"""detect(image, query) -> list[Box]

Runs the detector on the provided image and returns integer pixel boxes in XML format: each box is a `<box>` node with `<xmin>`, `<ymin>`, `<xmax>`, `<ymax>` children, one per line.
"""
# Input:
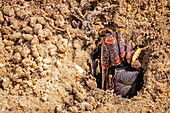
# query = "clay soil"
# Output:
<box><xmin>0</xmin><ymin>0</ymin><xmax>169</xmax><ymax>113</ymax></box>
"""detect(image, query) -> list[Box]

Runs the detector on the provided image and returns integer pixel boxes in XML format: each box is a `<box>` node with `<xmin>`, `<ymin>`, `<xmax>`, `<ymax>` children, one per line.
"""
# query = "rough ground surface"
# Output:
<box><xmin>0</xmin><ymin>0</ymin><xmax>169</xmax><ymax>113</ymax></box>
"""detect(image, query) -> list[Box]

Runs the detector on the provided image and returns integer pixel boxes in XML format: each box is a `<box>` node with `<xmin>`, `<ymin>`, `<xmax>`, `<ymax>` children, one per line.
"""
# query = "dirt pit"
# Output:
<box><xmin>0</xmin><ymin>0</ymin><xmax>169</xmax><ymax>113</ymax></box>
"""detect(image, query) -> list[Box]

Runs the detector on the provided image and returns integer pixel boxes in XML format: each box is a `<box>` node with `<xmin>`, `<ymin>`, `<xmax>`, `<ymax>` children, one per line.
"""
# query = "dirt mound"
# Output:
<box><xmin>0</xmin><ymin>0</ymin><xmax>169</xmax><ymax>112</ymax></box>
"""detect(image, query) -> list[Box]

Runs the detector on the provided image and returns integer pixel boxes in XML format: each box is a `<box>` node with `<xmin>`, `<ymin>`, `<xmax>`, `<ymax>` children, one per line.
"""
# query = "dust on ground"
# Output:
<box><xmin>0</xmin><ymin>0</ymin><xmax>169</xmax><ymax>113</ymax></box>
